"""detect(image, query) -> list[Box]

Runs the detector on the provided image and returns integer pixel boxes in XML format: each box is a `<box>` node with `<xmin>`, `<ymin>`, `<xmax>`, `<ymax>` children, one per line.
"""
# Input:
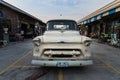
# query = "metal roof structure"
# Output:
<box><xmin>0</xmin><ymin>0</ymin><xmax>45</xmax><ymax>24</ymax></box>
<box><xmin>78</xmin><ymin>0</ymin><xmax>120</xmax><ymax>25</ymax></box>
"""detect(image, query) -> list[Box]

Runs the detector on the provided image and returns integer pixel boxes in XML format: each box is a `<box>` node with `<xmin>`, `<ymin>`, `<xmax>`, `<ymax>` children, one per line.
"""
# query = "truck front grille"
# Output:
<box><xmin>43</xmin><ymin>49</ymin><xmax>82</xmax><ymax>58</ymax></box>
<box><xmin>52</xmin><ymin>54</ymin><xmax>73</xmax><ymax>58</ymax></box>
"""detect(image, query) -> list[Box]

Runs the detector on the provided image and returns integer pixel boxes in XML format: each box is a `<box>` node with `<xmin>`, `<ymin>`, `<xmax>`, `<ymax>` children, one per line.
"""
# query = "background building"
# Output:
<box><xmin>78</xmin><ymin>0</ymin><xmax>120</xmax><ymax>40</ymax></box>
<box><xmin>0</xmin><ymin>0</ymin><xmax>45</xmax><ymax>45</ymax></box>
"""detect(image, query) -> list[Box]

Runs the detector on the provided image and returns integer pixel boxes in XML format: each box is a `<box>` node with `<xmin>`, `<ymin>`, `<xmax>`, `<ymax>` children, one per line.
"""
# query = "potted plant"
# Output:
<box><xmin>2</xmin><ymin>20</ymin><xmax>10</xmax><ymax>34</ymax></box>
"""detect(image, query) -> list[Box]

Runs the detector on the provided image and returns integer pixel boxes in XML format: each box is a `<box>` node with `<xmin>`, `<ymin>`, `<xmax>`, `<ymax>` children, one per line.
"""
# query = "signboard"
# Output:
<box><xmin>0</xmin><ymin>11</ymin><xmax>4</xmax><ymax>19</ymax></box>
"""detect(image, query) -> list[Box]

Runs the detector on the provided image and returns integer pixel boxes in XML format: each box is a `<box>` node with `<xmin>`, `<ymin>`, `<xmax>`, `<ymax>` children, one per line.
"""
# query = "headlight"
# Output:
<box><xmin>33</xmin><ymin>39</ymin><xmax>41</xmax><ymax>46</ymax></box>
<box><xmin>84</xmin><ymin>41</ymin><xmax>91</xmax><ymax>46</ymax></box>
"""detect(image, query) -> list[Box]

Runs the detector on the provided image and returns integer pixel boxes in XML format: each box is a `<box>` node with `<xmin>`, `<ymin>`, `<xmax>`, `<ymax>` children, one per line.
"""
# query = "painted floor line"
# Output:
<box><xmin>58</xmin><ymin>69</ymin><xmax>63</xmax><ymax>80</ymax></box>
<box><xmin>13</xmin><ymin>65</ymin><xmax>40</xmax><ymax>68</ymax></box>
<box><xmin>0</xmin><ymin>50</ymin><xmax>32</xmax><ymax>75</ymax></box>
<box><xmin>93</xmin><ymin>53</ymin><xmax>120</xmax><ymax>74</ymax></box>
<box><xmin>85</xmin><ymin>65</ymin><xmax>110</xmax><ymax>68</ymax></box>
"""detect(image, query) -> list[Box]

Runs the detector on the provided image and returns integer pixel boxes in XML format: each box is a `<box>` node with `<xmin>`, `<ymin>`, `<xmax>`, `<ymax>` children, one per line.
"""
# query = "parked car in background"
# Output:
<box><xmin>32</xmin><ymin>19</ymin><xmax>93</xmax><ymax>67</ymax></box>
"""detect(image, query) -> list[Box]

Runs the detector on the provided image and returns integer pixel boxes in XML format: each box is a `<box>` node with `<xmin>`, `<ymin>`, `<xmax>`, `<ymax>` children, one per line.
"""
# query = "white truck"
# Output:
<box><xmin>32</xmin><ymin>19</ymin><xmax>93</xmax><ymax>67</ymax></box>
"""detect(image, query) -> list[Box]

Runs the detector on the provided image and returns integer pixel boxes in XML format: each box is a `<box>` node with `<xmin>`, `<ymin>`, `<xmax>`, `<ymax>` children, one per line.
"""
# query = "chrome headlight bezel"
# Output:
<box><xmin>33</xmin><ymin>39</ymin><xmax>41</xmax><ymax>46</ymax></box>
<box><xmin>84</xmin><ymin>41</ymin><xmax>91</xmax><ymax>46</ymax></box>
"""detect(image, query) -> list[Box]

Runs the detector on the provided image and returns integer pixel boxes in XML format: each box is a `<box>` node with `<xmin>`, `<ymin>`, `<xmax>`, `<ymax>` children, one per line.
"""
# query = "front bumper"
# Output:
<box><xmin>31</xmin><ymin>60</ymin><xmax>93</xmax><ymax>67</ymax></box>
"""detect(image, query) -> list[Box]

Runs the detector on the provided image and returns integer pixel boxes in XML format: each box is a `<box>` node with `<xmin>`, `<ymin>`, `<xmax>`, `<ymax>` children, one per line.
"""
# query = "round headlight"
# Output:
<box><xmin>33</xmin><ymin>39</ymin><xmax>41</xmax><ymax>46</ymax></box>
<box><xmin>84</xmin><ymin>41</ymin><xmax>91</xmax><ymax>46</ymax></box>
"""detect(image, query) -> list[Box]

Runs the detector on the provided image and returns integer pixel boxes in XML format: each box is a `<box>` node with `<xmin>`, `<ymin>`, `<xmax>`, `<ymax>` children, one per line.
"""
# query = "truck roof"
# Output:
<box><xmin>47</xmin><ymin>19</ymin><xmax>76</xmax><ymax>22</ymax></box>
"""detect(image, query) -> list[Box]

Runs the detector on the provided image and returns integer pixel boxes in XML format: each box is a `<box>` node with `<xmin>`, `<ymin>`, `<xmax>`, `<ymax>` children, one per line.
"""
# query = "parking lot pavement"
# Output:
<box><xmin>90</xmin><ymin>42</ymin><xmax>120</xmax><ymax>73</ymax></box>
<box><xmin>0</xmin><ymin>40</ymin><xmax>120</xmax><ymax>80</ymax></box>
<box><xmin>0</xmin><ymin>39</ymin><xmax>33</xmax><ymax>73</ymax></box>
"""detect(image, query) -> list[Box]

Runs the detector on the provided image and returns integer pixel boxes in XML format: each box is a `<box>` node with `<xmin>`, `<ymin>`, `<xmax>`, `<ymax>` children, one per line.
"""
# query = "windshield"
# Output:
<box><xmin>46</xmin><ymin>20</ymin><xmax>78</xmax><ymax>31</ymax></box>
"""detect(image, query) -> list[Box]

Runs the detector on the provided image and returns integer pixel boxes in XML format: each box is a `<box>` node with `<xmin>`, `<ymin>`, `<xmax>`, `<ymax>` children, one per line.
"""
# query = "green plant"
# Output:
<box><xmin>115</xmin><ymin>24</ymin><xmax>120</xmax><ymax>30</ymax></box>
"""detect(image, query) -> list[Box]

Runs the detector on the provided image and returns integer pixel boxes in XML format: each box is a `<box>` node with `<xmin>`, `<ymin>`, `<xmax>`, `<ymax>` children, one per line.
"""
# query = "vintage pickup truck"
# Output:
<box><xmin>32</xmin><ymin>19</ymin><xmax>93</xmax><ymax>67</ymax></box>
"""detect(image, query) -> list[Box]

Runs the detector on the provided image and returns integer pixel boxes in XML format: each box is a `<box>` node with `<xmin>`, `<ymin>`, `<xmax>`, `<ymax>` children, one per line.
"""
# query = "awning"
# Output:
<box><xmin>116</xmin><ymin>7</ymin><xmax>120</xmax><ymax>12</ymax></box>
<box><xmin>108</xmin><ymin>9</ymin><xmax>116</xmax><ymax>15</ymax></box>
<box><xmin>81</xmin><ymin>6</ymin><xmax>120</xmax><ymax>25</ymax></box>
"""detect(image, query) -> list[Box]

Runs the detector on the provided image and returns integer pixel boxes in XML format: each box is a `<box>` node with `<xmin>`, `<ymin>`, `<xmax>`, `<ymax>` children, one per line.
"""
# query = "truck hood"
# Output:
<box><xmin>40</xmin><ymin>31</ymin><xmax>91</xmax><ymax>43</ymax></box>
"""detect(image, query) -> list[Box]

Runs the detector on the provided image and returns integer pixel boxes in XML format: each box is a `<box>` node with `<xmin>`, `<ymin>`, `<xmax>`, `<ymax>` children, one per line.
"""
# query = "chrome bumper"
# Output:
<box><xmin>31</xmin><ymin>60</ymin><xmax>93</xmax><ymax>67</ymax></box>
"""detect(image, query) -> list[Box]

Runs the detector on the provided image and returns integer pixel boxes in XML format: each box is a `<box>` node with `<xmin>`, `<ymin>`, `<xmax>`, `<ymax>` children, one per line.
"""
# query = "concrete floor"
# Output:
<box><xmin>0</xmin><ymin>39</ymin><xmax>120</xmax><ymax>80</ymax></box>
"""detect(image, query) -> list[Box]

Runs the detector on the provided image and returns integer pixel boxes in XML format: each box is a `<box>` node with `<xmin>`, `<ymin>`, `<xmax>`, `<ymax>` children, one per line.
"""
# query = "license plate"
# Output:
<box><xmin>57</xmin><ymin>62</ymin><xmax>69</xmax><ymax>67</ymax></box>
